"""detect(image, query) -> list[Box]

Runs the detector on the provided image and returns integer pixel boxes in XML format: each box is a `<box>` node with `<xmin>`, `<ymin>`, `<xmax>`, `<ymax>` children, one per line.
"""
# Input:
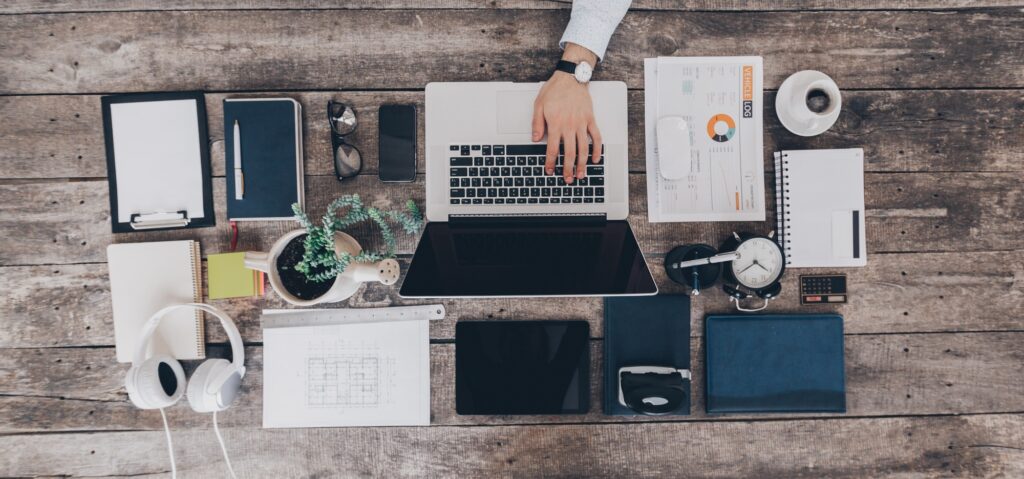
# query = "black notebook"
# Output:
<box><xmin>223</xmin><ymin>98</ymin><xmax>304</xmax><ymax>220</ymax></box>
<box><xmin>603</xmin><ymin>295</ymin><xmax>691</xmax><ymax>416</ymax></box>
<box><xmin>705</xmin><ymin>314</ymin><xmax>846</xmax><ymax>414</ymax></box>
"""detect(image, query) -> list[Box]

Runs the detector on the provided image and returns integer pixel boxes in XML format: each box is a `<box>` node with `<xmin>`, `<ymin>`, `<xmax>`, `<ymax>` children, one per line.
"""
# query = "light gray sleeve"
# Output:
<box><xmin>558</xmin><ymin>0</ymin><xmax>632</xmax><ymax>61</ymax></box>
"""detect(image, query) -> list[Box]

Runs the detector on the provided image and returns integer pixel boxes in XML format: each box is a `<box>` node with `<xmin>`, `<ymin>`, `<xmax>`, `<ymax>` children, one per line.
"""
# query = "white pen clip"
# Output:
<box><xmin>233</xmin><ymin>119</ymin><xmax>244</xmax><ymax>200</ymax></box>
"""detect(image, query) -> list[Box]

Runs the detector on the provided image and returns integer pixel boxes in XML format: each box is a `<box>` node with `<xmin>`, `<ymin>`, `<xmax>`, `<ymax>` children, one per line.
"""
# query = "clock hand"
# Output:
<box><xmin>738</xmin><ymin>262</ymin><xmax>758</xmax><ymax>274</ymax></box>
<box><xmin>755</xmin><ymin>262</ymin><xmax>771</xmax><ymax>273</ymax></box>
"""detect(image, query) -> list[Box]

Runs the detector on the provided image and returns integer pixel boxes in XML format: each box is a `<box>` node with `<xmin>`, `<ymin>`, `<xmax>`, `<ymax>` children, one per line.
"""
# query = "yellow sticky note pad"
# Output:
<box><xmin>208</xmin><ymin>252</ymin><xmax>259</xmax><ymax>300</ymax></box>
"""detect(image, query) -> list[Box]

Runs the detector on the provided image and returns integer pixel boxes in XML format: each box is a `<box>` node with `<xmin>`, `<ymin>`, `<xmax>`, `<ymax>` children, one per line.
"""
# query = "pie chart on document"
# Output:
<box><xmin>707</xmin><ymin>114</ymin><xmax>736</xmax><ymax>143</ymax></box>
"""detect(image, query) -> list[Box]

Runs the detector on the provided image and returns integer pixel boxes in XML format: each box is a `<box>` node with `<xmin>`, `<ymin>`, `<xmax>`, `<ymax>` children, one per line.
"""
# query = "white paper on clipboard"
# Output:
<box><xmin>109</xmin><ymin>99</ymin><xmax>206</xmax><ymax>223</ymax></box>
<box><xmin>644</xmin><ymin>57</ymin><xmax>766</xmax><ymax>222</ymax></box>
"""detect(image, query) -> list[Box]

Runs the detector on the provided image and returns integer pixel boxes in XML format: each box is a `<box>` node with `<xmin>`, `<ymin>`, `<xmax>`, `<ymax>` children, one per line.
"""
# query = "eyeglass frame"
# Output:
<box><xmin>327</xmin><ymin>100</ymin><xmax>363</xmax><ymax>180</ymax></box>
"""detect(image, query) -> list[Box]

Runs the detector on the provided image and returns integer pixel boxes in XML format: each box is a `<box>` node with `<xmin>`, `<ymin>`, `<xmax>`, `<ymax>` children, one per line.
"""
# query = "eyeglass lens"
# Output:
<box><xmin>329</xmin><ymin>102</ymin><xmax>358</xmax><ymax>136</ymax></box>
<box><xmin>334</xmin><ymin>143</ymin><xmax>362</xmax><ymax>179</ymax></box>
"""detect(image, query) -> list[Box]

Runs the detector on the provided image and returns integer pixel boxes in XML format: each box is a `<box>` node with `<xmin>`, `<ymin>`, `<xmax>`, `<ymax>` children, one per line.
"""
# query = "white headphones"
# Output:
<box><xmin>125</xmin><ymin>303</ymin><xmax>246</xmax><ymax>413</ymax></box>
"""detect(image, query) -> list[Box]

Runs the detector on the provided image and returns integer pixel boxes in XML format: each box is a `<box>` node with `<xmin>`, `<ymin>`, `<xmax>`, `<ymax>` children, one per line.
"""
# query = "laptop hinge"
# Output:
<box><xmin>449</xmin><ymin>213</ymin><xmax>607</xmax><ymax>226</ymax></box>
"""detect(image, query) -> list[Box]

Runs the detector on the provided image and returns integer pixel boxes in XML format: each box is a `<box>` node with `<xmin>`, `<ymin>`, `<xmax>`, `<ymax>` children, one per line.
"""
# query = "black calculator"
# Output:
<box><xmin>800</xmin><ymin>274</ymin><xmax>848</xmax><ymax>305</ymax></box>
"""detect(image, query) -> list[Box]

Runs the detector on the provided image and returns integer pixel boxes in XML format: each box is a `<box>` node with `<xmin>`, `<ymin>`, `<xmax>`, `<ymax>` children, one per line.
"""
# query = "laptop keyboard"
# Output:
<box><xmin>448</xmin><ymin>144</ymin><xmax>606</xmax><ymax>205</ymax></box>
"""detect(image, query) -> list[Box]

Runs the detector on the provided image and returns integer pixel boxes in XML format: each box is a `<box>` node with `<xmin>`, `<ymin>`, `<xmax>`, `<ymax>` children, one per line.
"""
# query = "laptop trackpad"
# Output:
<box><xmin>496</xmin><ymin>90</ymin><xmax>535</xmax><ymax>134</ymax></box>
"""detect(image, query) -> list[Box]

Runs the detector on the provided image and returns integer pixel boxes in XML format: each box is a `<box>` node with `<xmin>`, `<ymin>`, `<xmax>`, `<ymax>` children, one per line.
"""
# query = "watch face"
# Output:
<box><xmin>574</xmin><ymin>61</ymin><xmax>593</xmax><ymax>83</ymax></box>
<box><xmin>730</xmin><ymin>237</ymin><xmax>784</xmax><ymax>289</ymax></box>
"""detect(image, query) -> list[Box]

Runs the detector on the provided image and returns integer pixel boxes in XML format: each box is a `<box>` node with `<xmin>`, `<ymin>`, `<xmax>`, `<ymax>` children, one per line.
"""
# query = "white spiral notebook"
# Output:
<box><xmin>107</xmin><ymin>240</ymin><xmax>204</xmax><ymax>362</ymax></box>
<box><xmin>775</xmin><ymin>148</ymin><xmax>867</xmax><ymax>268</ymax></box>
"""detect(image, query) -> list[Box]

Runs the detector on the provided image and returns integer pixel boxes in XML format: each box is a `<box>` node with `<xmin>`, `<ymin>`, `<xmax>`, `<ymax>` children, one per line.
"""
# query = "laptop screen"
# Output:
<box><xmin>399</xmin><ymin>219</ymin><xmax>657</xmax><ymax>297</ymax></box>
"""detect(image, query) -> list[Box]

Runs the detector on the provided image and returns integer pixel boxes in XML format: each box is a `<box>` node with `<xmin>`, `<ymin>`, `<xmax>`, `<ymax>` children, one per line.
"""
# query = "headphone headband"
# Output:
<box><xmin>133</xmin><ymin>303</ymin><xmax>245</xmax><ymax>376</ymax></box>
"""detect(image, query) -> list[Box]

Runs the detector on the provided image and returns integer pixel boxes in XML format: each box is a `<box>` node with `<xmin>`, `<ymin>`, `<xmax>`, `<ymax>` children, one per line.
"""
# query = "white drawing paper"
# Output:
<box><xmin>262</xmin><ymin>319</ymin><xmax>430</xmax><ymax>428</ymax></box>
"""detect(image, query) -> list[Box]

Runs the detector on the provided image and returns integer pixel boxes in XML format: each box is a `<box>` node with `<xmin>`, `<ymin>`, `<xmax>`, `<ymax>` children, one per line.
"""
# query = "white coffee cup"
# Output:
<box><xmin>776</xmin><ymin>70</ymin><xmax>841</xmax><ymax>137</ymax></box>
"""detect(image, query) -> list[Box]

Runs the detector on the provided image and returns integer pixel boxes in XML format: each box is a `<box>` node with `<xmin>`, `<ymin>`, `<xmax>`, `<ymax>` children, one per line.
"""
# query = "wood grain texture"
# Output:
<box><xmin>1</xmin><ymin>413</ymin><xmax>1022</xmax><ymax>477</ymax></box>
<box><xmin>2</xmin><ymin>332</ymin><xmax>1023</xmax><ymax>432</ymax></box>
<box><xmin>3</xmin><ymin>89</ymin><xmax>1022</xmax><ymax>180</ymax></box>
<box><xmin>1</xmin><ymin>171</ymin><xmax>1020</xmax><ymax>266</ymax></box>
<box><xmin>2</xmin><ymin>250</ymin><xmax>1021</xmax><ymax>349</ymax></box>
<box><xmin>2</xmin><ymin>9</ymin><xmax>1023</xmax><ymax>94</ymax></box>
<box><xmin>4</xmin><ymin>0</ymin><xmax>1021</xmax><ymax>14</ymax></box>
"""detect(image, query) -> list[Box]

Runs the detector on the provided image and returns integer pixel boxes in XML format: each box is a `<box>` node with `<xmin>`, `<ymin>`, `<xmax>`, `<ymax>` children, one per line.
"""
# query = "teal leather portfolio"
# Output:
<box><xmin>705</xmin><ymin>314</ymin><xmax>846</xmax><ymax>414</ymax></box>
<box><xmin>223</xmin><ymin>98</ymin><xmax>304</xmax><ymax>220</ymax></box>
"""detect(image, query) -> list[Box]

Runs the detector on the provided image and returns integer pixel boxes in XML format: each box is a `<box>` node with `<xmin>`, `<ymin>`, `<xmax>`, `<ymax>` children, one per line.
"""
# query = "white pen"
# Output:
<box><xmin>233</xmin><ymin>119</ymin><xmax>244</xmax><ymax>200</ymax></box>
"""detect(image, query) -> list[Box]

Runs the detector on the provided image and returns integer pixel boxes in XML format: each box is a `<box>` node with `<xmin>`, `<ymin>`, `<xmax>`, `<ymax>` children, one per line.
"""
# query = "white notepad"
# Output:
<box><xmin>107</xmin><ymin>241</ymin><xmax>204</xmax><ymax>363</ymax></box>
<box><xmin>775</xmin><ymin>149</ymin><xmax>867</xmax><ymax>268</ymax></box>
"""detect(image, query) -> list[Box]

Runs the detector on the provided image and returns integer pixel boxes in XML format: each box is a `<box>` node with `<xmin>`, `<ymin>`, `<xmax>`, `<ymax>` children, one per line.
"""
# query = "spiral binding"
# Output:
<box><xmin>189</xmin><ymin>241</ymin><xmax>205</xmax><ymax>357</ymax></box>
<box><xmin>773</xmin><ymin>152</ymin><xmax>793</xmax><ymax>266</ymax></box>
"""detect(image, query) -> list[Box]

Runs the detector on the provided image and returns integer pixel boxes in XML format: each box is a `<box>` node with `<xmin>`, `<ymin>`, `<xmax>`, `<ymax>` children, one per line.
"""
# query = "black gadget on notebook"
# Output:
<box><xmin>455</xmin><ymin>321</ymin><xmax>589</xmax><ymax>415</ymax></box>
<box><xmin>378</xmin><ymin>104</ymin><xmax>417</xmax><ymax>182</ymax></box>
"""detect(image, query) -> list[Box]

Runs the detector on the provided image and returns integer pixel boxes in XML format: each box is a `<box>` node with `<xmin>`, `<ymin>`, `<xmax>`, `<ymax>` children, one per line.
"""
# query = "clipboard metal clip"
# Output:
<box><xmin>130</xmin><ymin>211</ymin><xmax>190</xmax><ymax>230</ymax></box>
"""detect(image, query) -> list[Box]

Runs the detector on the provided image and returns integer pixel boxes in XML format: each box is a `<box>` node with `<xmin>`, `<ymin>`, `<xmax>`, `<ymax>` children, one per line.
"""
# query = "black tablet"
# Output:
<box><xmin>455</xmin><ymin>321</ymin><xmax>589</xmax><ymax>415</ymax></box>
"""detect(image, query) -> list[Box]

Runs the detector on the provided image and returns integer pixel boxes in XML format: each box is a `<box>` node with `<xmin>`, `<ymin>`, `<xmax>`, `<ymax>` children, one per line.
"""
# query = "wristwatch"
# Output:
<box><xmin>556</xmin><ymin>59</ymin><xmax>593</xmax><ymax>84</ymax></box>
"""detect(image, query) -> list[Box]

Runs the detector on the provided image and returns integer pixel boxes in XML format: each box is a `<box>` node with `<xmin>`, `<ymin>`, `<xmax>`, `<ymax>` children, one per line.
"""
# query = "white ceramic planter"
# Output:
<box><xmin>244</xmin><ymin>229</ymin><xmax>400</xmax><ymax>306</ymax></box>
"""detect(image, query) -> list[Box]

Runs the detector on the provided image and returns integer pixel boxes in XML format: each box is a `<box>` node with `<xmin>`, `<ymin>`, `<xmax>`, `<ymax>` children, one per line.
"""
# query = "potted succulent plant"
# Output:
<box><xmin>244</xmin><ymin>194</ymin><xmax>423</xmax><ymax>305</ymax></box>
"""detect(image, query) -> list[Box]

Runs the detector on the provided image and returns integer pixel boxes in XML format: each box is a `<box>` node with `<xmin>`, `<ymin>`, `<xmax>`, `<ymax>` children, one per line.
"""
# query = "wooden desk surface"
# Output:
<box><xmin>1</xmin><ymin>2</ymin><xmax>1022</xmax><ymax>477</ymax></box>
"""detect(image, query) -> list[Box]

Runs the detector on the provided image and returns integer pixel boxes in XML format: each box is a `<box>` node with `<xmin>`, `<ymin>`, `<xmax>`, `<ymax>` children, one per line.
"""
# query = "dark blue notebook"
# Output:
<box><xmin>705</xmin><ymin>314</ymin><xmax>846</xmax><ymax>414</ymax></box>
<box><xmin>223</xmin><ymin>98</ymin><xmax>304</xmax><ymax>220</ymax></box>
<box><xmin>604</xmin><ymin>296</ymin><xmax>691</xmax><ymax>416</ymax></box>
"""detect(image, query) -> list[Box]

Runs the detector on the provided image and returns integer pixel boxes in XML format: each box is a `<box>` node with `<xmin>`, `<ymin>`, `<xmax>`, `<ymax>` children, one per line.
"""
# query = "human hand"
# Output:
<box><xmin>531</xmin><ymin>44</ymin><xmax>603</xmax><ymax>185</ymax></box>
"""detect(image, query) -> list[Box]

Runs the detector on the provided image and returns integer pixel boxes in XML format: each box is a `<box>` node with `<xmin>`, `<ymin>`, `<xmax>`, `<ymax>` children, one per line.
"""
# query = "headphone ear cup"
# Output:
<box><xmin>187</xmin><ymin>359</ymin><xmax>240</xmax><ymax>413</ymax></box>
<box><xmin>126</xmin><ymin>355</ymin><xmax>185</xmax><ymax>409</ymax></box>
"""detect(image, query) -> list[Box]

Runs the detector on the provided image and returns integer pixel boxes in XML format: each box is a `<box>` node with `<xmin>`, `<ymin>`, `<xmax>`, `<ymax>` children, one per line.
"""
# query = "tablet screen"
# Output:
<box><xmin>455</xmin><ymin>321</ymin><xmax>589</xmax><ymax>415</ymax></box>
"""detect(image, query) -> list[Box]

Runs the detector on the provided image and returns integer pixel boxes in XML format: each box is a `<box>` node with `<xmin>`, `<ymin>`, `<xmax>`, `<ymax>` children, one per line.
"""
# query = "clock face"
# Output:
<box><xmin>730</xmin><ymin>237</ymin><xmax>784</xmax><ymax>289</ymax></box>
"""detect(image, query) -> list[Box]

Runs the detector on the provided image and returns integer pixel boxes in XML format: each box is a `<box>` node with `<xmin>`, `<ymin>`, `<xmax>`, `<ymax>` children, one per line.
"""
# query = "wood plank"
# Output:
<box><xmin>1</xmin><ymin>413</ymin><xmax>1021</xmax><ymax>478</ymax></box>
<box><xmin>2</xmin><ymin>9</ymin><xmax>1022</xmax><ymax>94</ymax></box>
<box><xmin>4</xmin><ymin>89</ymin><xmax>1021</xmax><ymax>180</ymax></box>
<box><xmin>1</xmin><ymin>171</ymin><xmax>1020</xmax><ymax>266</ymax></box>
<box><xmin>2</xmin><ymin>250</ymin><xmax>1021</xmax><ymax>349</ymax></box>
<box><xmin>2</xmin><ymin>332</ymin><xmax>1023</xmax><ymax>432</ymax></box>
<box><xmin>4</xmin><ymin>0</ymin><xmax>1020</xmax><ymax>14</ymax></box>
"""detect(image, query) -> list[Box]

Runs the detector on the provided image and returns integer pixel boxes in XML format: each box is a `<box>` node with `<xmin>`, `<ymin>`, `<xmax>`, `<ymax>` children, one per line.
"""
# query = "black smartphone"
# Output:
<box><xmin>378</xmin><ymin>104</ymin><xmax>417</xmax><ymax>182</ymax></box>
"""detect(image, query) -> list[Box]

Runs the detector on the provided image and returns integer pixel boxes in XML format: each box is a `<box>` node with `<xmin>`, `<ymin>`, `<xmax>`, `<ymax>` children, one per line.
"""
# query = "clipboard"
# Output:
<box><xmin>101</xmin><ymin>92</ymin><xmax>215</xmax><ymax>233</ymax></box>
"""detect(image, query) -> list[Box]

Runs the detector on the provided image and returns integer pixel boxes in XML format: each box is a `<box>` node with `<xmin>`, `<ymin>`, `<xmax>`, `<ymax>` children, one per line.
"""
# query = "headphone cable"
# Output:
<box><xmin>159</xmin><ymin>408</ymin><xmax>177</xmax><ymax>479</ymax></box>
<box><xmin>213</xmin><ymin>410</ymin><xmax>238</xmax><ymax>479</ymax></box>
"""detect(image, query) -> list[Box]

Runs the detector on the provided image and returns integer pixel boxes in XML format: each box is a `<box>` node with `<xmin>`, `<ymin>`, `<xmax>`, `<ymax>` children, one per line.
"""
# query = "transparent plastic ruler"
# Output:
<box><xmin>262</xmin><ymin>304</ymin><xmax>445</xmax><ymax>329</ymax></box>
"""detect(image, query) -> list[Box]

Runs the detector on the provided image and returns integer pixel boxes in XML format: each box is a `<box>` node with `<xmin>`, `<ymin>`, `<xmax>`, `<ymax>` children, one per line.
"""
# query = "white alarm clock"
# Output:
<box><xmin>720</xmin><ymin>232</ymin><xmax>786</xmax><ymax>311</ymax></box>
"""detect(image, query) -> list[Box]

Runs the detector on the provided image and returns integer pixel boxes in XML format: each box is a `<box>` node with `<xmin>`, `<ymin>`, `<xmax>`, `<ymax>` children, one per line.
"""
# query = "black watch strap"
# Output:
<box><xmin>555</xmin><ymin>59</ymin><xmax>577</xmax><ymax>75</ymax></box>
<box><xmin>620</xmin><ymin>370</ymin><xmax>690</xmax><ymax>416</ymax></box>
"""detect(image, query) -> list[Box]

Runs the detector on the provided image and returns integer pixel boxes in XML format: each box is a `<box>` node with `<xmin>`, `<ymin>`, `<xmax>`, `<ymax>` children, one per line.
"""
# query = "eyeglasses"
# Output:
<box><xmin>328</xmin><ymin>100</ymin><xmax>362</xmax><ymax>180</ymax></box>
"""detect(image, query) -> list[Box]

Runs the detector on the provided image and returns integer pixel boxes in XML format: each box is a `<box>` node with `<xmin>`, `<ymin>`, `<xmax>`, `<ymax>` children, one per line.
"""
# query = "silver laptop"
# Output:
<box><xmin>399</xmin><ymin>82</ymin><xmax>656</xmax><ymax>298</ymax></box>
<box><xmin>423</xmin><ymin>81</ymin><xmax>629</xmax><ymax>221</ymax></box>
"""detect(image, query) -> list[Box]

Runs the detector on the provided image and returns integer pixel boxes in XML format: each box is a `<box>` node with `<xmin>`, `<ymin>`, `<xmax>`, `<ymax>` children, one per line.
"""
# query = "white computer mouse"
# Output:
<box><xmin>656</xmin><ymin>116</ymin><xmax>691</xmax><ymax>180</ymax></box>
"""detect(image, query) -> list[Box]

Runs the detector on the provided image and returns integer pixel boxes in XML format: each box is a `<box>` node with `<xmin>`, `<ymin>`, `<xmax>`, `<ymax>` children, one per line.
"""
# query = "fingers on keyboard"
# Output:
<box><xmin>449</xmin><ymin>144</ymin><xmax>605</xmax><ymax>206</ymax></box>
